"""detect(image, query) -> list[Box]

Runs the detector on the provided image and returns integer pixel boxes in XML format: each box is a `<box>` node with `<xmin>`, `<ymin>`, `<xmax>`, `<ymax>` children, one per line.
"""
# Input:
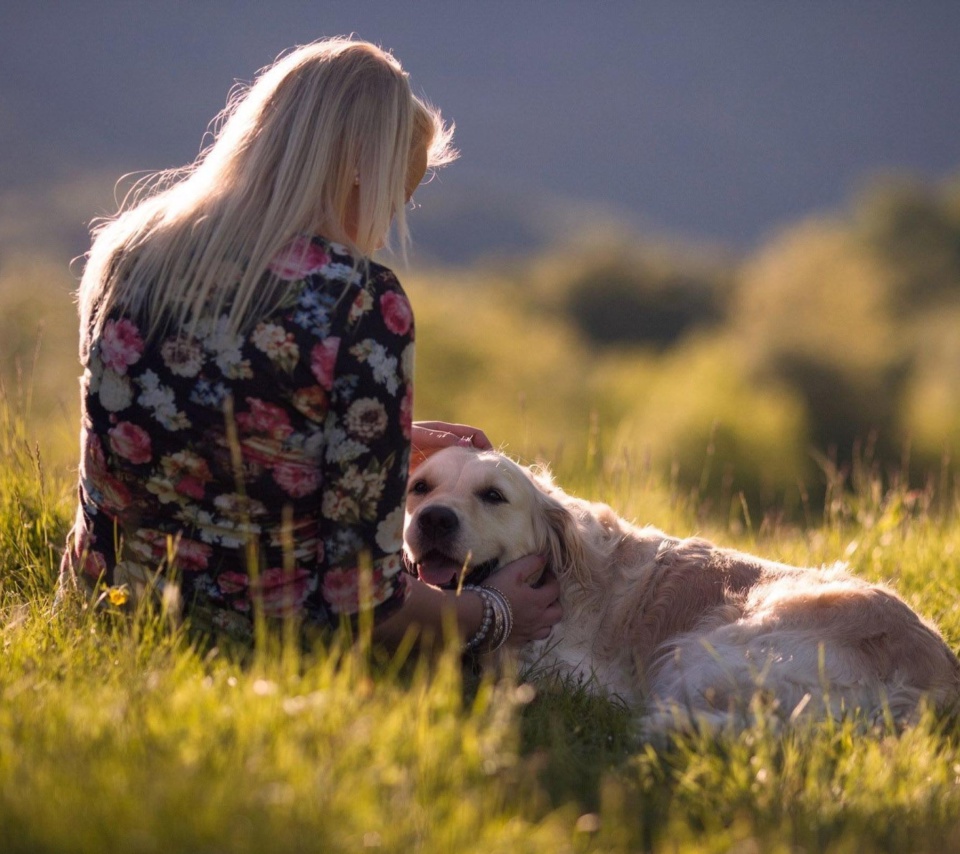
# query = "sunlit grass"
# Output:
<box><xmin>4</xmin><ymin>380</ymin><xmax>960</xmax><ymax>853</ymax></box>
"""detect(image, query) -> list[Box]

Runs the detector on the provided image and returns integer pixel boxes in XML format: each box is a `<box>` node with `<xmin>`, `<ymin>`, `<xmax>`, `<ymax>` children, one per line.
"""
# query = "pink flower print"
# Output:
<box><xmin>160</xmin><ymin>451</ymin><xmax>213</xmax><ymax>500</ymax></box>
<box><xmin>100</xmin><ymin>477</ymin><xmax>133</xmax><ymax>516</ymax></box>
<box><xmin>108</xmin><ymin>421</ymin><xmax>152</xmax><ymax>465</ymax></box>
<box><xmin>175</xmin><ymin>476</ymin><xmax>205</xmax><ymax>501</ymax></box>
<box><xmin>217</xmin><ymin>571</ymin><xmax>249</xmax><ymax>596</ymax></box>
<box><xmin>131</xmin><ymin>530</ymin><xmax>212</xmax><ymax>573</ymax></box>
<box><xmin>72</xmin><ymin>527</ymin><xmax>109</xmax><ymax>581</ymax></box>
<box><xmin>82</xmin><ymin>434</ymin><xmax>108</xmax><ymax>481</ymax></box>
<box><xmin>81</xmin><ymin>548</ymin><xmax>108</xmax><ymax>581</ymax></box>
<box><xmin>380</xmin><ymin>291</ymin><xmax>413</xmax><ymax>336</ymax></box>
<box><xmin>173</xmin><ymin>537</ymin><xmax>213</xmax><ymax>572</ymax></box>
<box><xmin>127</xmin><ymin>529</ymin><xmax>173</xmax><ymax>566</ymax></box>
<box><xmin>310</xmin><ymin>338</ymin><xmax>340</xmax><ymax>390</ymax></box>
<box><xmin>321</xmin><ymin>568</ymin><xmax>359</xmax><ymax>613</ymax></box>
<box><xmin>273</xmin><ymin>461</ymin><xmax>321</xmax><ymax>498</ymax></box>
<box><xmin>239</xmin><ymin>436</ymin><xmax>286</xmax><ymax>468</ymax></box>
<box><xmin>368</xmin><ymin>561</ymin><xmax>403</xmax><ymax>608</ymax></box>
<box><xmin>236</xmin><ymin>398</ymin><xmax>293</xmax><ymax>440</ymax></box>
<box><xmin>100</xmin><ymin>319</ymin><xmax>145</xmax><ymax>374</ymax></box>
<box><xmin>86</xmin><ymin>437</ymin><xmax>133</xmax><ymax>513</ymax></box>
<box><xmin>268</xmin><ymin>237</ymin><xmax>330</xmax><ymax>280</ymax></box>
<box><xmin>321</xmin><ymin>564</ymin><xmax>399</xmax><ymax>614</ymax></box>
<box><xmin>400</xmin><ymin>385</ymin><xmax>413</xmax><ymax>439</ymax></box>
<box><xmin>256</xmin><ymin>567</ymin><xmax>312</xmax><ymax>617</ymax></box>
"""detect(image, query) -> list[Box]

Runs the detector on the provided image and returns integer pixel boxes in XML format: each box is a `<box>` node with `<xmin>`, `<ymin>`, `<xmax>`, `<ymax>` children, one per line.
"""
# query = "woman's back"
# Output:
<box><xmin>66</xmin><ymin>236</ymin><xmax>414</xmax><ymax>640</ymax></box>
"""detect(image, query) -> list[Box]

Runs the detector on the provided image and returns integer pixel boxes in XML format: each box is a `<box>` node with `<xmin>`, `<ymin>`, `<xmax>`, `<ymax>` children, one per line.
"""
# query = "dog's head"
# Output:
<box><xmin>403</xmin><ymin>446</ymin><xmax>582</xmax><ymax>588</ymax></box>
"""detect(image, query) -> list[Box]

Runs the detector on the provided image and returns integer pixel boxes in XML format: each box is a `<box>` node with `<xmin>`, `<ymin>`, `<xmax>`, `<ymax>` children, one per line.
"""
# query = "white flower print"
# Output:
<box><xmin>349</xmin><ymin>340</ymin><xmax>374</xmax><ymax>362</ymax></box>
<box><xmin>214</xmin><ymin>493</ymin><xmax>267</xmax><ymax>521</ymax></box>
<box><xmin>336</xmin><ymin>463</ymin><xmax>387</xmax><ymax>519</ymax></box>
<box><xmin>215</xmin><ymin>349</ymin><xmax>253</xmax><ymax>380</ymax></box>
<box><xmin>177</xmin><ymin>505</ymin><xmax>261</xmax><ymax>549</ymax></box>
<box><xmin>348</xmin><ymin>287</ymin><xmax>374</xmax><ymax>323</ymax></box>
<box><xmin>323</xmin><ymin>263</ymin><xmax>362</xmax><ymax>284</ymax></box>
<box><xmin>380</xmin><ymin>552</ymin><xmax>403</xmax><ymax>580</ymax></box>
<box><xmin>251</xmin><ymin>322</ymin><xmax>299</xmax><ymax>370</ymax></box>
<box><xmin>401</xmin><ymin>343</ymin><xmax>415</xmax><ymax>383</ymax></box>
<box><xmin>137</xmin><ymin>370</ymin><xmax>191</xmax><ymax>431</ymax></box>
<box><xmin>303</xmin><ymin>430</ymin><xmax>325</xmax><ymax>459</ymax></box>
<box><xmin>375</xmin><ymin>506</ymin><xmax>404</xmax><ymax>553</ymax></box>
<box><xmin>99</xmin><ymin>369</ymin><xmax>133</xmax><ymax>412</ymax></box>
<box><xmin>344</xmin><ymin>397</ymin><xmax>388</xmax><ymax>440</ymax></box>
<box><xmin>367</xmin><ymin>344</ymin><xmax>400</xmax><ymax>395</ymax></box>
<box><xmin>197</xmin><ymin>316</ymin><xmax>252</xmax><ymax>380</ymax></box>
<box><xmin>349</xmin><ymin>339</ymin><xmax>399</xmax><ymax>395</ymax></box>
<box><xmin>145</xmin><ymin>475</ymin><xmax>181</xmax><ymax>505</ymax></box>
<box><xmin>251</xmin><ymin>322</ymin><xmax>286</xmax><ymax>352</ymax></box>
<box><xmin>324</xmin><ymin>426</ymin><xmax>367</xmax><ymax>464</ymax></box>
<box><xmin>84</xmin><ymin>357</ymin><xmax>103</xmax><ymax>395</ymax></box>
<box><xmin>160</xmin><ymin>337</ymin><xmax>204</xmax><ymax>377</ymax></box>
<box><xmin>321</xmin><ymin>490</ymin><xmax>361</xmax><ymax>523</ymax></box>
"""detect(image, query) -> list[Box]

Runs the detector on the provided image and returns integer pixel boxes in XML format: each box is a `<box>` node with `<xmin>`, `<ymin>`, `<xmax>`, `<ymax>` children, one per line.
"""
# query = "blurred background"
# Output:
<box><xmin>3</xmin><ymin>1</ymin><xmax>960</xmax><ymax>512</ymax></box>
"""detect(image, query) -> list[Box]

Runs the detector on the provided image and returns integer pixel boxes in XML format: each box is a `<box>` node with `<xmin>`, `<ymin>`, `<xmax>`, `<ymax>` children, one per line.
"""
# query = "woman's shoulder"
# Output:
<box><xmin>258</xmin><ymin>236</ymin><xmax>412</xmax><ymax>338</ymax></box>
<box><xmin>270</xmin><ymin>235</ymin><xmax>401</xmax><ymax>292</ymax></box>
<box><xmin>321</xmin><ymin>237</ymin><xmax>404</xmax><ymax>296</ymax></box>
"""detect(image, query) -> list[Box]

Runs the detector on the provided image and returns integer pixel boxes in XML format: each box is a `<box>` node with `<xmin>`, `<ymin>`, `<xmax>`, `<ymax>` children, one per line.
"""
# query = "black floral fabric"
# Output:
<box><xmin>62</xmin><ymin>236</ymin><xmax>414</xmax><ymax>640</ymax></box>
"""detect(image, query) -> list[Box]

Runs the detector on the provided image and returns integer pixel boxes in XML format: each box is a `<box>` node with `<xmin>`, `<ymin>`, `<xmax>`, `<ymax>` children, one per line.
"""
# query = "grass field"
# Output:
<box><xmin>4</xmin><ymin>386</ymin><xmax>960</xmax><ymax>854</ymax></box>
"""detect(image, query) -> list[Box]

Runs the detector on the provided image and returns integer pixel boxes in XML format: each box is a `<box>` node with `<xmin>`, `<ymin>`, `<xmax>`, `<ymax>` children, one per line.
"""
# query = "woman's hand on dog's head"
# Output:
<box><xmin>410</xmin><ymin>421</ymin><xmax>492</xmax><ymax>469</ymax></box>
<box><xmin>487</xmin><ymin>554</ymin><xmax>563</xmax><ymax>645</ymax></box>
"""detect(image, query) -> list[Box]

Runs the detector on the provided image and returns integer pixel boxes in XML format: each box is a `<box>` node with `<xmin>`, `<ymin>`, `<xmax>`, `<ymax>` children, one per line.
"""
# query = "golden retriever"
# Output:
<box><xmin>404</xmin><ymin>446</ymin><xmax>960</xmax><ymax>731</ymax></box>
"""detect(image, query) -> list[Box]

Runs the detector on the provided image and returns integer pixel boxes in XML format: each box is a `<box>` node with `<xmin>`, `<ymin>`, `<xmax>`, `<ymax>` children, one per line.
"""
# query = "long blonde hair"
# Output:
<box><xmin>77</xmin><ymin>37</ymin><xmax>456</xmax><ymax>359</ymax></box>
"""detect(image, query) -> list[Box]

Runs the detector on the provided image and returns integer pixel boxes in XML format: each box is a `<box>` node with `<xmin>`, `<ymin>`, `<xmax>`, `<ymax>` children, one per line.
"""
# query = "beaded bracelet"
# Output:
<box><xmin>482</xmin><ymin>585</ymin><xmax>514</xmax><ymax>652</ymax></box>
<box><xmin>462</xmin><ymin>584</ymin><xmax>493</xmax><ymax>651</ymax></box>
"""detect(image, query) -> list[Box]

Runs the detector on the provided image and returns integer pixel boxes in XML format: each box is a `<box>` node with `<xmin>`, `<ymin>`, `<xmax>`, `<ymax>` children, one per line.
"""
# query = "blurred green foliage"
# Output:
<box><xmin>561</xmin><ymin>262</ymin><xmax>727</xmax><ymax>349</ymax></box>
<box><xmin>0</xmin><ymin>254</ymin><xmax>80</xmax><ymax>466</ymax></box>
<box><xmin>4</xmin><ymin>170</ymin><xmax>960</xmax><ymax>515</ymax></box>
<box><xmin>409</xmin><ymin>172</ymin><xmax>960</xmax><ymax>510</ymax></box>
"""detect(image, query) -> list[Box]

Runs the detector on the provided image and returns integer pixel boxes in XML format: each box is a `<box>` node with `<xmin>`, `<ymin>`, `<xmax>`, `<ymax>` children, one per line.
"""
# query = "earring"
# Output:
<box><xmin>353</xmin><ymin>173</ymin><xmax>360</xmax><ymax>186</ymax></box>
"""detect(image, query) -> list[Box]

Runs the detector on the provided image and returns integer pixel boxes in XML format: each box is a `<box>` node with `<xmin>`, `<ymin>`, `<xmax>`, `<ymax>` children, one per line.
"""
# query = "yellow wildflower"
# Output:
<box><xmin>106</xmin><ymin>585</ymin><xmax>129</xmax><ymax>607</ymax></box>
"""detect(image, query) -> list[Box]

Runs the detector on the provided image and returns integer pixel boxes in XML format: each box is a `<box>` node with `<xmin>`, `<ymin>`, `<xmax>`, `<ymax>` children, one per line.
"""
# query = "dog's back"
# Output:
<box><xmin>523</xmin><ymin>485</ymin><xmax>960</xmax><ymax>730</ymax></box>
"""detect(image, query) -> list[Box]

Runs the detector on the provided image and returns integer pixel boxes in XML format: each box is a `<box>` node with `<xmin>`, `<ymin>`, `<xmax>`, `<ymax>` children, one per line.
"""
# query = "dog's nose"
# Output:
<box><xmin>417</xmin><ymin>505</ymin><xmax>459</xmax><ymax>541</ymax></box>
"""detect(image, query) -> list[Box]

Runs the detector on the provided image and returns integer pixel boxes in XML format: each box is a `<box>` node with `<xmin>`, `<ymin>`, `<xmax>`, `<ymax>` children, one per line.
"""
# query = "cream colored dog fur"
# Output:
<box><xmin>403</xmin><ymin>447</ymin><xmax>960</xmax><ymax>731</ymax></box>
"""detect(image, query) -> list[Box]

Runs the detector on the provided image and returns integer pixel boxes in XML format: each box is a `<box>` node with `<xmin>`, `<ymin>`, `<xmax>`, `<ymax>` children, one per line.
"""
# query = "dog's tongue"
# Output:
<box><xmin>417</xmin><ymin>555</ymin><xmax>463</xmax><ymax>588</ymax></box>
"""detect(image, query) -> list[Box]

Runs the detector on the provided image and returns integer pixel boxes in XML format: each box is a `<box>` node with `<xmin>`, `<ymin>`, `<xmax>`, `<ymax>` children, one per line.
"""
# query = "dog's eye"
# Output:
<box><xmin>409</xmin><ymin>479</ymin><xmax>431</xmax><ymax>496</ymax></box>
<box><xmin>479</xmin><ymin>487</ymin><xmax>507</xmax><ymax>505</ymax></box>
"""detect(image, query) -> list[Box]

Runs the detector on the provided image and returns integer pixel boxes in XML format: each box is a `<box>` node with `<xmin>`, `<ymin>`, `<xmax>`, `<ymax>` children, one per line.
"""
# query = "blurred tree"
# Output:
<box><xmin>735</xmin><ymin>221</ymin><xmax>908</xmax><ymax>464</ymax></box>
<box><xmin>854</xmin><ymin>178</ymin><xmax>960</xmax><ymax>311</ymax></box>
<box><xmin>561</xmin><ymin>261</ymin><xmax>726</xmax><ymax>349</ymax></box>
<box><xmin>595</xmin><ymin>336</ymin><xmax>810</xmax><ymax>510</ymax></box>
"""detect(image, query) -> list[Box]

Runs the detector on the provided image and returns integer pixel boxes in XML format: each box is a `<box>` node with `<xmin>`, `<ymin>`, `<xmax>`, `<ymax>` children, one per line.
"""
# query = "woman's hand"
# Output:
<box><xmin>411</xmin><ymin>420</ymin><xmax>492</xmax><ymax>468</ymax></box>
<box><xmin>484</xmin><ymin>554</ymin><xmax>563</xmax><ymax>646</ymax></box>
<box><xmin>373</xmin><ymin>553</ymin><xmax>561</xmax><ymax>651</ymax></box>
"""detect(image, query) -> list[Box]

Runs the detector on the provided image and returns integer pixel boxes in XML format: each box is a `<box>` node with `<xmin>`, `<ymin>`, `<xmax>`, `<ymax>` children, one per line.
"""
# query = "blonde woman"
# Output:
<box><xmin>61</xmin><ymin>38</ymin><xmax>561</xmax><ymax>651</ymax></box>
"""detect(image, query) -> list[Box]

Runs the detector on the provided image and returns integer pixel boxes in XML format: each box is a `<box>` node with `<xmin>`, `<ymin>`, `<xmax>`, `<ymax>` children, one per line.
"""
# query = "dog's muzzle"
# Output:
<box><xmin>406</xmin><ymin>504</ymin><xmax>499</xmax><ymax>588</ymax></box>
<box><xmin>417</xmin><ymin>505</ymin><xmax>459</xmax><ymax>541</ymax></box>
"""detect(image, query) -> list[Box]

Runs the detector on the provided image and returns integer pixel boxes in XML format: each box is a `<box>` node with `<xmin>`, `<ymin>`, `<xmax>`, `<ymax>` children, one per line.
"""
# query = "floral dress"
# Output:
<box><xmin>61</xmin><ymin>236</ymin><xmax>413</xmax><ymax>641</ymax></box>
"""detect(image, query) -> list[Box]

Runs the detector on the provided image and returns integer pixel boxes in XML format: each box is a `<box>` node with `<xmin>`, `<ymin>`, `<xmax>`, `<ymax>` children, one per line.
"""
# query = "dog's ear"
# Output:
<box><xmin>532</xmin><ymin>479</ymin><xmax>588</xmax><ymax>585</ymax></box>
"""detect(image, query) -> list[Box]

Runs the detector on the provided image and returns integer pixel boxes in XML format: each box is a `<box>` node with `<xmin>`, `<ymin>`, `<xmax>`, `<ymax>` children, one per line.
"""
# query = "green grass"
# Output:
<box><xmin>4</xmin><ymin>393</ymin><xmax>960</xmax><ymax>853</ymax></box>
